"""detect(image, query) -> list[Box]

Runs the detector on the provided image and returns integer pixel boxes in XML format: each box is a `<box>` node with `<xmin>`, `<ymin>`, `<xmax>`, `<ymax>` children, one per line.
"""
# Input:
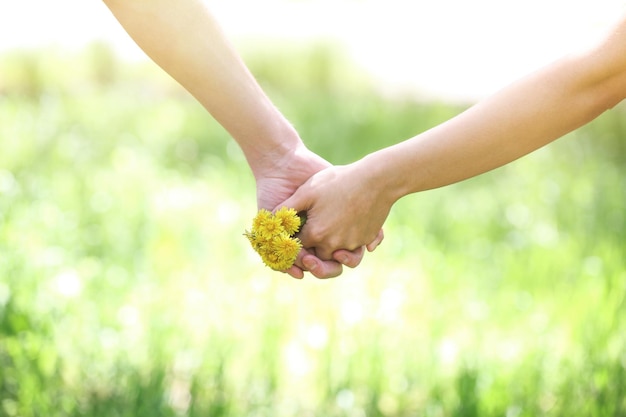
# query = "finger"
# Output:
<box><xmin>292</xmin><ymin>247</ymin><xmax>314</xmax><ymax>271</ymax></box>
<box><xmin>312</xmin><ymin>245</ymin><xmax>336</xmax><ymax>262</ymax></box>
<box><xmin>274</xmin><ymin>187</ymin><xmax>310</xmax><ymax>217</ymax></box>
<box><xmin>366</xmin><ymin>229</ymin><xmax>385</xmax><ymax>252</ymax></box>
<box><xmin>291</xmin><ymin>248</ymin><xmax>343</xmax><ymax>279</ymax></box>
<box><xmin>332</xmin><ymin>246</ymin><xmax>365</xmax><ymax>268</ymax></box>
<box><xmin>284</xmin><ymin>265</ymin><xmax>305</xmax><ymax>279</ymax></box>
<box><xmin>301</xmin><ymin>253</ymin><xmax>343</xmax><ymax>279</ymax></box>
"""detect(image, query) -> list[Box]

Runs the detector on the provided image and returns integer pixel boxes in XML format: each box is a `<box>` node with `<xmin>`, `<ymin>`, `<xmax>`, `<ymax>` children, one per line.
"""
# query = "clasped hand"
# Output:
<box><xmin>257</xmin><ymin>146</ymin><xmax>388</xmax><ymax>279</ymax></box>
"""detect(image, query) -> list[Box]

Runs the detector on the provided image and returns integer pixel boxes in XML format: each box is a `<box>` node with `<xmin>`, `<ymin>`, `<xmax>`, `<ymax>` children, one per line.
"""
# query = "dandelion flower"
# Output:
<box><xmin>252</xmin><ymin>209</ymin><xmax>273</xmax><ymax>230</ymax></box>
<box><xmin>245</xmin><ymin>208</ymin><xmax>303</xmax><ymax>271</ymax></box>
<box><xmin>272</xmin><ymin>233</ymin><xmax>301</xmax><ymax>263</ymax></box>
<box><xmin>275</xmin><ymin>207</ymin><xmax>302</xmax><ymax>235</ymax></box>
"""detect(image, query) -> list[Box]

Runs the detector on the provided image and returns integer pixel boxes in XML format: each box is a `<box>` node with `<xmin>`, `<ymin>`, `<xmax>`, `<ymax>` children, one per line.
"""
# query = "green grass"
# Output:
<box><xmin>0</xmin><ymin>43</ymin><xmax>625</xmax><ymax>416</ymax></box>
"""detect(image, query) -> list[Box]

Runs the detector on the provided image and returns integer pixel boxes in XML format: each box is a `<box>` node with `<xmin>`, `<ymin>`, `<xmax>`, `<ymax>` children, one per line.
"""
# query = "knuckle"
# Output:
<box><xmin>309</xmin><ymin>227</ymin><xmax>328</xmax><ymax>244</ymax></box>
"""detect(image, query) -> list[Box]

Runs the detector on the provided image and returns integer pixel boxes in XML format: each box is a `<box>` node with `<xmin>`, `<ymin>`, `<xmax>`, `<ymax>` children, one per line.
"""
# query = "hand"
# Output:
<box><xmin>254</xmin><ymin>145</ymin><xmax>368</xmax><ymax>279</ymax></box>
<box><xmin>280</xmin><ymin>161</ymin><xmax>391</xmax><ymax>261</ymax></box>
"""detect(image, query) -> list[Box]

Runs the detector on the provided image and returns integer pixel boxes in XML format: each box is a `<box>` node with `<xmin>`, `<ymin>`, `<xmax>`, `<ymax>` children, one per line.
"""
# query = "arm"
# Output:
<box><xmin>102</xmin><ymin>0</ymin><xmax>364</xmax><ymax>278</ymax></box>
<box><xmin>103</xmin><ymin>0</ymin><xmax>295</xmax><ymax>174</ymax></box>
<box><xmin>284</xmin><ymin>16</ymin><xmax>626</xmax><ymax>260</ymax></box>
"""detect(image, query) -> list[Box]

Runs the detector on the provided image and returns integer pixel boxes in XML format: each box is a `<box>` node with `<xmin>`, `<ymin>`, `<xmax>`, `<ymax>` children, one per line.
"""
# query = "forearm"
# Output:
<box><xmin>102</xmin><ymin>0</ymin><xmax>301</xmax><ymax>174</ymax></box>
<box><xmin>368</xmin><ymin>27</ymin><xmax>626</xmax><ymax>203</ymax></box>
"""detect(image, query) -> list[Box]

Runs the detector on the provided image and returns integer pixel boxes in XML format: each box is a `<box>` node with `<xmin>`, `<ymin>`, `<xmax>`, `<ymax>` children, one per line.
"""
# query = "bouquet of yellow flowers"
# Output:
<box><xmin>244</xmin><ymin>207</ymin><xmax>304</xmax><ymax>271</ymax></box>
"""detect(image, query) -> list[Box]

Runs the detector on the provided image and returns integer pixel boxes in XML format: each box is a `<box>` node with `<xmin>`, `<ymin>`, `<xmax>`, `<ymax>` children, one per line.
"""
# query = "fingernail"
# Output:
<box><xmin>303</xmin><ymin>259</ymin><xmax>317</xmax><ymax>271</ymax></box>
<box><xmin>339</xmin><ymin>255</ymin><xmax>349</xmax><ymax>264</ymax></box>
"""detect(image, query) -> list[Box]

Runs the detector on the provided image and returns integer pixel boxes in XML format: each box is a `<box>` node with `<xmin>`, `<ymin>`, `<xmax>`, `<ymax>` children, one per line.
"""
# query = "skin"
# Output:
<box><xmin>283</xmin><ymin>15</ymin><xmax>626</xmax><ymax>260</ymax></box>
<box><xmin>101</xmin><ymin>0</ymin><xmax>383</xmax><ymax>278</ymax></box>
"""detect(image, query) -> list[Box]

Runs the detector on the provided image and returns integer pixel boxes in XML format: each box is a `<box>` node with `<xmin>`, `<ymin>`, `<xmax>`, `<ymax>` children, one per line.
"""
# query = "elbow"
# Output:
<box><xmin>567</xmin><ymin>54</ymin><xmax>626</xmax><ymax>120</ymax></box>
<box><xmin>587</xmin><ymin>75</ymin><xmax>626</xmax><ymax>116</ymax></box>
<box><xmin>572</xmin><ymin>44</ymin><xmax>626</xmax><ymax>115</ymax></box>
<box><xmin>574</xmin><ymin>88</ymin><xmax>624</xmax><ymax>127</ymax></box>
<box><xmin>602</xmin><ymin>85</ymin><xmax>626</xmax><ymax>111</ymax></box>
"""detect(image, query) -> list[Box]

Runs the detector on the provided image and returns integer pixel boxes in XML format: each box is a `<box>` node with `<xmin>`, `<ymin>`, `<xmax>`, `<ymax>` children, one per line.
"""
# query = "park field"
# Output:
<box><xmin>0</xmin><ymin>44</ymin><xmax>625</xmax><ymax>416</ymax></box>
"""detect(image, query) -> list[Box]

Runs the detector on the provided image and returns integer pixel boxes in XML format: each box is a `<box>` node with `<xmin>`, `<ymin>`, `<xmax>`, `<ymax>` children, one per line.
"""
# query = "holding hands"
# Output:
<box><xmin>105</xmin><ymin>0</ymin><xmax>626</xmax><ymax>279</ymax></box>
<box><xmin>279</xmin><ymin>160</ymin><xmax>388</xmax><ymax>263</ymax></box>
<box><xmin>254</xmin><ymin>144</ymin><xmax>383</xmax><ymax>279</ymax></box>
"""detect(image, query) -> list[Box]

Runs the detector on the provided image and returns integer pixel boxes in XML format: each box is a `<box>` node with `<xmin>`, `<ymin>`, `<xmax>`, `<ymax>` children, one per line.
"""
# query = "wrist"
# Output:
<box><xmin>244</xmin><ymin>122</ymin><xmax>304</xmax><ymax>179</ymax></box>
<box><xmin>355</xmin><ymin>150</ymin><xmax>405</xmax><ymax>207</ymax></box>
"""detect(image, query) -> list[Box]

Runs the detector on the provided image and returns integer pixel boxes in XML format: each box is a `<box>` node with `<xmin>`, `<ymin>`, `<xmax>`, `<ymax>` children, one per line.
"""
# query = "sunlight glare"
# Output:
<box><xmin>2</xmin><ymin>0</ymin><xmax>623</xmax><ymax>101</ymax></box>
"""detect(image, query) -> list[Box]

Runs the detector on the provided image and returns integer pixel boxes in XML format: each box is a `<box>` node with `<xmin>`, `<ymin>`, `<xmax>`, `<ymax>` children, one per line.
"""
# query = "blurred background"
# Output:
<box><xmin>1</xmin><ymin>1</ymin><xmax>625</xmax><ymax>416</ymax></box>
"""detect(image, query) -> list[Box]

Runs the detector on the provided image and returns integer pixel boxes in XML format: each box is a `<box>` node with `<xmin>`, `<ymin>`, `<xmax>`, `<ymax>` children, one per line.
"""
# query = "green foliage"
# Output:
<box><xmin>1</xmin><ymin>42</ymin><xmax>625</xmax><ymax>416</ymax></box>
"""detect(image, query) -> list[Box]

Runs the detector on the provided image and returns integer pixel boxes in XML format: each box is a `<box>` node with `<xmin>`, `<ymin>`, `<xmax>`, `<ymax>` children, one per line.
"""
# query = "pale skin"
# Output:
<box><xmin>283</xmin><ymin>15</ymin><xmax>626</xmax><ymax>260</ymax></box>
<box><xmin>101</xmin><ymin>0</ymin><xmax>383</xmax><ymax>278</ymax></box>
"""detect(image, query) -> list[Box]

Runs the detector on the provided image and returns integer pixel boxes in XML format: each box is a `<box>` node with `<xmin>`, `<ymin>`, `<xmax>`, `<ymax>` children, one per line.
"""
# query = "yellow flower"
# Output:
<box><xmin>257</xmin><ymin>214</ymin><xmax>283</xmax><ymax>237</ymax></box>
<box><xmin>271</xmin><ymin>233</ymin><xmax>301</xmax><ymax>265</ymax></box>
<box><xmin>274</xmin><ymin>206</ymin><xmax>302</xmax><ymax>235</ymax></box>
<box><xmin>245</xmin><ymin>208</ymin><xmax>303</xmax><ymax>271</ymax></box>
<box><xmin>263</xmin><ymin>252</ymin><xmax>293</xmax><ymax>271</ymax></box>
<box><xmin>262</xmin><ymin>252</ymin><xmax>284</xmax><ymax>270</ymax></box>
<box><xmin>252</xmin><ymin>209</ymin><xmax>273</xmax><ymax>230</ymax></box>
<box><xmin>244</xmin><ymin>230</ymin><xmax>269</xmax><ymax>252</ymax></box>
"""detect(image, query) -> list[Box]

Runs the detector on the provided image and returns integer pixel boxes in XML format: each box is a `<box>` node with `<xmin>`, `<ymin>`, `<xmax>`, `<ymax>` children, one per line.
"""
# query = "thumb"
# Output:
<box><xmin>273</xmin><ymin>185</ymin><xmax>311</xmax><ymax>215</ymax></box>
